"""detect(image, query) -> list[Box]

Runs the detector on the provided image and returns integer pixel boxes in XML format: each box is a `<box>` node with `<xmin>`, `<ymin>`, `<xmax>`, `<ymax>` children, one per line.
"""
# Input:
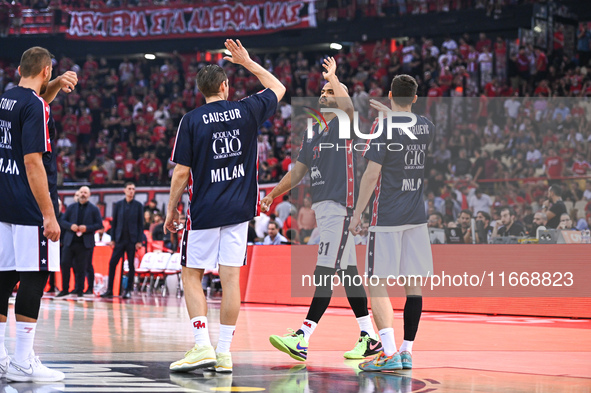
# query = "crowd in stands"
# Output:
<box><xmin>5</xmin><ymin>0</ymin><xmax>537</xmax><ymax>13</ymax></box>
<box><xmin>2</xmin><ymin>6</ymin><xmax>591</xmax><ymax>244</ymax></box>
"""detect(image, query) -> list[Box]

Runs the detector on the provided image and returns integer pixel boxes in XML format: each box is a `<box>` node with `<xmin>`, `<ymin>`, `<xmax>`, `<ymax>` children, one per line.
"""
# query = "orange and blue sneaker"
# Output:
<box><xmin>359</xmin><ymin>351</ymin><xmax>402</xmax><ymax>372</ymax></box>
<box><xmin>400</xmin><ymin>351</ymin><xmax>412</xmax><ymax>369</ymax></box>
<box><xmin>269</xmin><ymin>329</ymin><xmax>308</xmax><ymax>361</ymax></box>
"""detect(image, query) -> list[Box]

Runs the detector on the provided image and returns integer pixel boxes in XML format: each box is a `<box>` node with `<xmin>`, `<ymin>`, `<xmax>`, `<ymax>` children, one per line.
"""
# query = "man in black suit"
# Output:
<box><xmin>57</xmin><ymin>186</ymin><xmax>103</xmax><ymax>297</ymax></box>
<box><xmin>101</xmin><ymin>182</ymin><xmax>144</xmax><ymax>299</ymax></box>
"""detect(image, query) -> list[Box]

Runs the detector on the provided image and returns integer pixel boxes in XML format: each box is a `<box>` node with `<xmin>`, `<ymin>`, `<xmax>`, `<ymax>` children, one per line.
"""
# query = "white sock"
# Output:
<box><xmin>216</xmin><ymin>324</ymin><xmax>235</xmax><ymax>354</ymax></box>
<box><xmin>299</xmin><ymin>319</ymin><xmax>317</xmax><ymax>340</ymax></box>
<box><xmin>190</xmin><ymin>316</ymin><xmax>211</xmax><ymax>347</ymax></box>
<box><xmin>0</xmin><ymin>322</ymin><xmax>6</xmax><ymax>358</ymax></box>
<box><xmin>379</xmin><ymin>328</ymin><xmax>396</xmax><ymax>356</ymax></box>
<box><xmin>14</xmin><ymin>322</ymin><xmax>36</xmax><ymax>363</ymax></box>
<box><xmin>356</xmin><ymin>315</ymin><xmax>376</xmax><ymax>337</ymax></box>
<box><xmin>399</xmin><ymin>340</ymin><xmax>413</xmax><ymax>353</ymax></box>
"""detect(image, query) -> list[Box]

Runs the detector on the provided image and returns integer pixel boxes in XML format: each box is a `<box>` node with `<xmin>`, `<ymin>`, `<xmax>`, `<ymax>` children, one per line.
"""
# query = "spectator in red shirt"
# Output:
<box><xmin>553</xmin><ymin>24</ymin><xmax>565</xmax><ymax>60</ymax></box>
<box><xmin>77</xmin><ymin>111</ymin><xmax>93</xmax><ymax>146</ymax></box>
<box><xmin>122</xmin><ymin>151</ymin><xmax>137</xmax><ymax>181</ymax></box>
<box><xmin>571</xmin><ymin>152</ymin><xmax>591</xmax><ymax>176</ymax></box>
<box><xmin>83</xmin><ymin>55</ymin><xmax>98</xmax><ymax>77</ymax></box>
<box><xmin>476</xmin><ymin>33</ymin><xmax>491</xmax><ymax>53</ymax></box>
<box><xmin>50</xmin><ymin>98</ymin><xmax>64</xmax><ymax>124</ymax></box>
<box><xmin>90</xmin><ymin>165</ymin><xmax>108</xmax><ymax>185</ymax></box>
<box><xmin>534</xmin><ymin>48</ymin><xmax>548</xmax><ymax>82</ymax></box>
<box><xmin>146</xmin><ymin>151</ymin><xmax>162</xmax><ymax>184</ymax></box>
<box><xmin>136</xmin><ymin>151</ymin><xmax>150</xmax><ymax>184</ymax></box>
<box><xmin>544</xmin><ymin>148</ymin><xmax>564</xmax><ymax>181</ymax></box>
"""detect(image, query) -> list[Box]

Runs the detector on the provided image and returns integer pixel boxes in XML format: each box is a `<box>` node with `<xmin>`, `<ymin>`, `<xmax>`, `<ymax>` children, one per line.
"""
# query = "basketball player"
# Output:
<box><xmin>0</xmin><ymin>46</ymin><xmax>77</xmax><ymax>382</ymax></box>
<box><xmin>263</xmin><ymin>57</ymin><xmax>382</xmax><ymax>362</ymax></box>
<box><xmin>165</xmin><ymin>39</ymin><xmax>285</xmax><ymax>373</ymax></box>
<box><xmin>350</xmin><ymin>75</ymin><xmax>435</xmax><ymax>371</ymax></box>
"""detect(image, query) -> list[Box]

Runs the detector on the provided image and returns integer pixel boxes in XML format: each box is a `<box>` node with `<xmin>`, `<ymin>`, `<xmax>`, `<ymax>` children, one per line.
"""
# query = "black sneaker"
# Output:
<box><xmin>100</xmin><ymin>291</ymin><xmax>113</xmax><ymax>298</ymax></box>
<box><xmin>55</xmin><ymin>290</ymin><xmax>69</xmax><ymax>298</ymax></box>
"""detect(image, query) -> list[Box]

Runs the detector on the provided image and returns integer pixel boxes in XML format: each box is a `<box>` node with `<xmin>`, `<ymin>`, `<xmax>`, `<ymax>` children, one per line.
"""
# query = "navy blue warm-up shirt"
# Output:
<box><xmin>171</xmin><ymin>88</ymin><xmax>277</xmax><ymax>230</ymax></box>
<box><xmin>297</xmin><ymin>117</ymin><xmax>357</xmax><ymax>209</ymax></box>
<box><xmin>0</xmin><ymin>86</ymin><xmax>53</xmax><ymax>226</ymax></box>
<box><xmin>363</xmin><ymin>114</ymin><xmax>435</xmax><ymax>227</ymax></box>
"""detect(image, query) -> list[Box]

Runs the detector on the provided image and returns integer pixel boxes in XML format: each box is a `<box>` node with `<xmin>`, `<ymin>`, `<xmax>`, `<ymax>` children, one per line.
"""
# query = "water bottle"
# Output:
<box><xmin>584</xmin><ymin>230</ymin><xmax>591</xmax><ymax>244</ymax></box>
<box><xmin>487</xmin><ymin>230</ymin><xmax>492</xmax><ymax>244</ymax></box>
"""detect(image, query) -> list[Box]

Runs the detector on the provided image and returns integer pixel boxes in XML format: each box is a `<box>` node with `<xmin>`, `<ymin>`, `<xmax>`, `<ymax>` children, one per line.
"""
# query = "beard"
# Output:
<box><xmin>318</xmin><ymin>97</ymin><xmax>337</xmax><ymax>108</ymax></box>
<box><xmin>40</xmin><ymin>77</ymin><xmax>49</xmax><ymax>95</ymax></box>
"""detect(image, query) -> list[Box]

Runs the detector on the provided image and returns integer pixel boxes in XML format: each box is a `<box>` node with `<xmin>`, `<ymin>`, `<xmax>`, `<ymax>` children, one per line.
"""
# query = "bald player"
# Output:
<box><xmin>264</xmin><ymin>57</ymin><xmax>382</xmax><ymax>362</ymax></box>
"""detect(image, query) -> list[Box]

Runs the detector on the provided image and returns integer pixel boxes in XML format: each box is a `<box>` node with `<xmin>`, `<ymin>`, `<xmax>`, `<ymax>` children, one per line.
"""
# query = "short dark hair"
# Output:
<box><xmin>282</xmin><ymin>194</ymin><xmax>289</xmax><ymax>201</ymax></box>
<box><xmin>124</xmin><ymin>181</ymin><xmax>135</xmax><ymax>188</ymax></box>
<box><xmin>477</xmin><ymin>211</ymin><xmax>491</xmax><ymax>221</ymax></box>
<box><xmin>197</xmin><ymin>64</ymin><xmax>228</xmax><ymax>98</ymax></box>
<box><xmin>268</xmin><ymin>221</ymin><xmax>279</xmax><ymax>230</ymax></box>
<box><xmin>390</xmin><ymin>74</ymin><xmax>418</xmax><ymax>106</ymax></box>
<box><xmin>429</xmin><ymin>211</ymin><xmax>443</xmax><ymax>221</ymax></box>
<box><xmin>285</xmin><ymin>229</ymin><xmax>298</xmax><ymax>240</ymax></box>
<box><xmin>549</xmin><ymin>184</ymin><xmax>562</xmax><ymax>198</ymax></box>
<box><xmin>460</xmin><ymin>209</ymin><xmax>472</xmax><ymax>217</ymax></box>
<box><xmin>20</xmin><ymin>47</ymin><xmax>53</xmax><ymax>78</ymax></box>
<box><xmin>500</xmin><ymin>206</ymin><xmax>515</xmax><ymax>216</ymax></box>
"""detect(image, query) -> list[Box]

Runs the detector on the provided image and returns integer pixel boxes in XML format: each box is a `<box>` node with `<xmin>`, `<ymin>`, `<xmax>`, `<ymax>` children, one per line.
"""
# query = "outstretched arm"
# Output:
<box><xmin>322</xmin><ymin>57</ymin><xmax>354</xmax><ymax>119</ymax></box>
<box><xmin>260</xmin><ymin>161</ymin><xmax>308</xmax><ymax>213</ymax></box>
<box><xmin>41</xmin><ymin>71</ymin><xmax>78</xmax><ymax>104</ymax></box>
<box><xmin>223</xmin><ymin>39</ymin><xmax>286</xmax><ymax>102</ymax></box>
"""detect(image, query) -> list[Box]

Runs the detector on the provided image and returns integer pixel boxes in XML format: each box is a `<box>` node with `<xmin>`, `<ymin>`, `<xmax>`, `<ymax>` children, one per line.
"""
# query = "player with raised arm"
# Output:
<box><xmin>349</xmin><ymin>75</ymin><xmax>435</xmax><ymax>372</ymax></box>
<box><xmin>166</xmin><ymin>39</ymin><xmax>285</xmax><ymax>374</ymax></box>
<box><xmin>264</xmin><ymin>57</ymin><xmax>382</xmax><ymax>362</ymax></box>
<box><xmin>0</xmin><ymin>46</ymin><xmax>77</xmax><ymax>382</ymax></box>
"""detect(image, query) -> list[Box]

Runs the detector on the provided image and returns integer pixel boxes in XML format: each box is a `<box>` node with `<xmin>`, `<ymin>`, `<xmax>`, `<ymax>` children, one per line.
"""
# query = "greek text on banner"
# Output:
<box><xmin>67</xmin><ymin>0</ymin><xmax>317</xmax><ymax>41</ymax></box>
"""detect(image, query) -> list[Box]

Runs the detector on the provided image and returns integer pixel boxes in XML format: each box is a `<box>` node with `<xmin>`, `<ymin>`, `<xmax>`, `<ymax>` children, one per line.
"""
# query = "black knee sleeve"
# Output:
<box><xmin>0</xmin><ymin>271</ymin><xmax>20</xmax><ymax>317</ymax></box>
<box><xmin>14</xmin><ymin>272</ymin><xmax>50</xmax><ymax>320</ymax></box>
<box><xmin>341</xmin><ymin>266</ymin><xmax>369</xmax><ymax>318</ymax></box>
<box><xmin>305</xmin><ymin>266</ymin><xmax>336</xmax><ymax>323</ymax></box>
<box><xmin>311</xmin><ymin>266</ymin><xmax>336</xmax><ymax>298</ymax></box>
<box><xmin>403</xmin><ymin>295</ymin><xmax>423</xmax><ymax>341</ymax></box>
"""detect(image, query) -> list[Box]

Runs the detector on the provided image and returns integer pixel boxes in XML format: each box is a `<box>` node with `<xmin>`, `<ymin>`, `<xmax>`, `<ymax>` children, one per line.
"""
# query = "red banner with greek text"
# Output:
<box><xmin>66</xmin><ymin>0</ymin><xmax>317</xmax><ymax>41</ymax></box>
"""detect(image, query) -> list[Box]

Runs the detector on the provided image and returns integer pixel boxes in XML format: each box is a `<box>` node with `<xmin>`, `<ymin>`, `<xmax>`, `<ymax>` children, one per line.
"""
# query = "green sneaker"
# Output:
<box><xmin>269</xmin><ymin>329</ymin><xmax>308</xmax><ymax>361</ymax></box>
<box><xmin>212</xmin><ymin>352</ymin><xmax>232</xmax><ymax>373</ymax></box>
<box><xmin>170</xmin><ymin>344</ymin><xmax>217</xmax><ymax>372</ymax></box>
<box><xmin>344</xmin><ymin>331</ymin><xmax>383</xmax><ymax>359</ymax></box>
<box><xmin>268</xmin><ymin>364</ymin><xmax>308</xmax><ymax>392</ymax></box>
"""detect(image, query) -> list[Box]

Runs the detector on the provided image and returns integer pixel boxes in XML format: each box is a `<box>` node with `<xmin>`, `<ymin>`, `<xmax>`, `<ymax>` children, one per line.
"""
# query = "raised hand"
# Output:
<box><xmin>322</xmin><ymin>57</ymin><xmax>337</xmax><ymax>81</ymax></box>
<box><xmin>369</xmin><ymin>99</ymin><xmax>391</xmax><ymax>112</ymax></box>
<box><xmin>223</xmin><ymin>39</ymin><xmax>252</xmax><ymax>66</ymax></box>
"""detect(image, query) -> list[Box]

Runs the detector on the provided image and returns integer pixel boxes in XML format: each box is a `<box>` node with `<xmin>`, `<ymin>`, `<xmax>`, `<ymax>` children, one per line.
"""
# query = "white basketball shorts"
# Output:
<box><xmin>366</xmin><ymin>223</ymin><xmax>433</xmax><ymax>278</ymax></box>
<box><xmin>180</xmin><ymin>220</ymin><xmax>249</xmax><ymax>270</ymax></box>
<box><xmin>0</xmin><ymin>221</ymin><xmax>60</xmax><ymax>272</ymax></box>
<box><xmin>312</xmin><ymin>201</ymin><xmax>356</xmax><ymax>271</ymax></box>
